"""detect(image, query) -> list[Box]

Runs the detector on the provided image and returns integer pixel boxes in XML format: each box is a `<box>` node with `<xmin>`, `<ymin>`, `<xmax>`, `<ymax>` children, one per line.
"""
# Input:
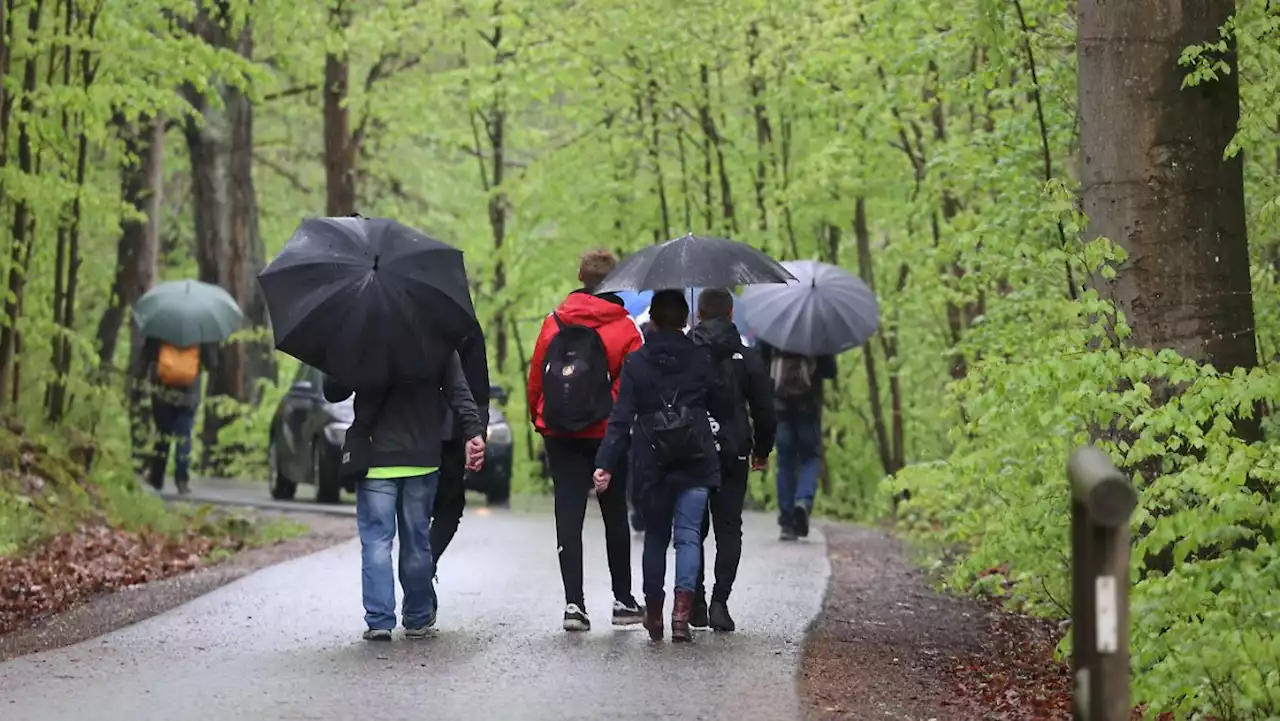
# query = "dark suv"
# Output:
<box><xmin>266</xmin><ymin>364</ymin><xmax>514</xmax><ymax>504</ymax></box>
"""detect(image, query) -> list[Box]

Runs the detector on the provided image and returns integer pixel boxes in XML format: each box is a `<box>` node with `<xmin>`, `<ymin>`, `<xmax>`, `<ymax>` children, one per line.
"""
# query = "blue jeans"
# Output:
<box><xmin>356</xmin><ymin>474</ymin><xmax>439</xmax><ymax>630</ymax></box>
<box><xmin>642</xmin><ymin>487</ymin><xmax>709</xmax><ymax>600</ymax></box>
<box><xmin>775</xmin><ymin>415</ymin><xmax>822</xmax><ymax>522</ymax></box>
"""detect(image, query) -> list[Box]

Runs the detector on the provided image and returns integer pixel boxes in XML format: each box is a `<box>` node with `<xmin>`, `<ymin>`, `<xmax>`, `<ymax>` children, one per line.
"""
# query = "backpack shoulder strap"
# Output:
<box><xmin>552</xmin><ymin>312</ymin><xmax>567</xmax><ymax>331</ymax></box>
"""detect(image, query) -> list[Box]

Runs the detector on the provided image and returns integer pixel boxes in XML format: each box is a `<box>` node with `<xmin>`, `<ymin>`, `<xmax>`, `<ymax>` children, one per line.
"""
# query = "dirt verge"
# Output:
<box><xmin>0</xmin><ymin>511</ymin><xmax>353</xmax><ymax>662</ymax></box>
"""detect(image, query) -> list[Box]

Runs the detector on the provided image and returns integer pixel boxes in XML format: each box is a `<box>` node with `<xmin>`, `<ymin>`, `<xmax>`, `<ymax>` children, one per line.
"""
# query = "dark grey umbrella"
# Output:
<box><xmin>737</xmin><ymin>260</ymin><xmax>878</xmax><ymax>355</ymax></box>
<box><xmin>257</xmin><ymin>217</ymin><xmax>479</xmax><ymax>390</ymax></box>
<box><xmin>593</xmin><ymin>233</ymin><xmax>794</xmax><ymax>293</ymax></box>
<box><xmin>132</xmin><ymin>279</ymin><xmax>244</xmax><ymax>346</ymax></box>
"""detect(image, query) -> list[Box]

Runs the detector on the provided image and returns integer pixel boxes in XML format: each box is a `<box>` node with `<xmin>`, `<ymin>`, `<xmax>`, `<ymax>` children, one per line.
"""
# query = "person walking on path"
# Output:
<box><xmin>134</xmin><ymin>337</ymin><xmax>218</xmax><ymax>494</ymax></box>
<box><xmin>594</xmin><ymin>290</ymin><xmax>735</xmax><ymax>643</ymax></box>
<box><xmin>687</xmin><ymin>289</ymin><xmax>776</xmax><ymax>631</ymax></box>
<box><xmin>429</xmin><ymin>328</ymin><xmax>490</xmax><ymax>565</ymax></box>
<box><xmin>527</xmin><ymin>248</ymin><xmax>645</xmax><ymax>632</ymax></box>
<box><xmin>324</xmin><ymin>351</ymin><xmax>485</xmax><ymax>641</ymax></box>
<box><xmin>759</xmin><ymin>342</ymin><xmax>836</xmax><ymax>540</ymax></box>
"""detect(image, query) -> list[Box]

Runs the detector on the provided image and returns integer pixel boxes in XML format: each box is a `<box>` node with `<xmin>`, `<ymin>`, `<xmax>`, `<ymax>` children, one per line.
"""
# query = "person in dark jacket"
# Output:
<box><xmin>594</xmin><ymin>290</ymin><xmax>735</xmax><ymax>643</ymax></box>
<box><xmin>687</xmin><ymin>289</ymin><xmax>776</xmax><ymax>632</ymax></box>
<box><xmin>429</xmin><ymin>329</ymin><xmax>490</xmax><ymax>565</ymax></box>
<box><xmin>133</xmin><ymin>337</ymin><xmax>219</xmax><ymax>495</ymax></box>
<box><xmin>323</xmin><ymin>351</ymin><xmax>486</xmax><ymax>641</ymax></box>
<box><xmin>758</xmin><ymin>342</ymin><xmax>836</xmax><ymax>540</ymax></box>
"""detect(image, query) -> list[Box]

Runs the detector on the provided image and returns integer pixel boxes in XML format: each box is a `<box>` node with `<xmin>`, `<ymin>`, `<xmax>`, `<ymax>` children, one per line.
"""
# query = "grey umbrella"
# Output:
<box><xmin>133</xmin><ymin>279</ymin><xmax>244</xmax><ymax>347</ymax></box>
<box><xmin>594</xmin><ymin>233</ymin><xmax>794</xmax><ymax>293</ymax></box>
<box><xmin>737</xmin><ymin>260</ymin><xmax>878</xmax><ymax>355</ymax></box>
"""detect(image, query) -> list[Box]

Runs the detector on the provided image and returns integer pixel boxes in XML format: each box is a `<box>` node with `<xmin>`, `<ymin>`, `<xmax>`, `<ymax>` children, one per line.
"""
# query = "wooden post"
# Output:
<box><xmin>1068</xmin><ymin>447</ymin><xmax>1137</xmax><ymax>721</ymax></box>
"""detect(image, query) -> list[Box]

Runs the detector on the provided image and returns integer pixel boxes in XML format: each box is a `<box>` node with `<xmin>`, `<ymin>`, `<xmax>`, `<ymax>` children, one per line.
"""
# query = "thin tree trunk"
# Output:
<box><xmin>747</xmin><ymin>21</ymin><xmax>772</xmax><ymax>235</ymax></box>
<box><xmin>0</xmin><ymin>0</ymin><xmax>43</xmax><ymax>407</ymax></box>
<box><xmin>482</xmin><ymin>1</ymin><xmax>509</xmax><ymax>370</ymax></box>
<box><xmin>0</xmin><ymin>0</ymin><xmax>15</xmax><ymax>208</ymax></box>
<box><xmin>645</xmin><ymin>78</ymin><xmax>671</xmax><ymax>240</ymax></box>
<box><xmin>779</xmin><ymin>115</ymin><xmax>798</xmax><ymax>258</ymax></box>
<box><xmin>675</xmin><ymin>123</ymin><xmax>693</xmax><ymax>232</ymax></box>
<box><xmin>854</xmin><ymin>196</ymin><xmax>906</xmax><ymax>479</ymax></box>
<box><xmin>97</xmin><ymin>116</ymin><xmax>163</xmax><ymax>370</ymax></box>
<box><xmin>698</xmin><ymin>64</ymin><xmax>737</xmax><ymax>235</ymax></box>
<box><xmin>1080</xmin><ymin>0</ymin><xmax>1257</xmax><ymax>375</ymax></box>
<box><xmin>323</xmin><ymin>0</ymin><xmax>355</xmax><ymax>216</ymax></box>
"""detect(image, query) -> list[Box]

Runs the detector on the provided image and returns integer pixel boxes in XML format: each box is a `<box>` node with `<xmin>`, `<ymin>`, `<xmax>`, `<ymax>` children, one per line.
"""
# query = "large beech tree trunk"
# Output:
<box><xmin>1080</xmin><ymin>0</ymin><xmax>1256</xmax><ymax>374</ymax></box>
<box><xmin>182</xmin><ymin>7</ymin><xmax>276</xmax><ymax>472</ymax></box>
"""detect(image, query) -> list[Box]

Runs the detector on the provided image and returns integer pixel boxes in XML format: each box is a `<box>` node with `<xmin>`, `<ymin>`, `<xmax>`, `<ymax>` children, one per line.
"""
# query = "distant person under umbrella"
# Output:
<box><xmin>594</xmin><ymin>290</ymin><xmax>735</xmax><ymax>643</ymax></box>
<box><xmin>130</xmin><ymin>279</ymin><xmax>244</xmax><ymax>494</ymax></box>
<box><xmin>759</xmin><ymin>343</ymin><xmax>835</xmax><ymax>540</ymax></box>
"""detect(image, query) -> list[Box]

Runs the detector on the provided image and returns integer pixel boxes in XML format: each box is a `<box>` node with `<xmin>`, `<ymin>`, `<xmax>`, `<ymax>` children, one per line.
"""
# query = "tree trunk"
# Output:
<box><xmin>854</xmin><ymin>197</ymin><xmax>906</xmax><ymax>479</ymax></box>
<box><xmin>182</xmin><ymin>9</ymin><xmax>276</xmax><ymax>471</ymax></box>
<box><xmin>323</xmin><ymin>0</ymin><xmax>355</xmax><ymax>216</ymax></box>
<box><xmin>97</xmin><ymin>116</ymin><xmax>163</xmax><ymax>370</ymax></box>
<box><xmin>1080</xmin><ymin>0</ymin><xmax>1257</xmax><ymax>375</ymax></box>
<box><xmin>645</xmin><ymin>78</ymin><xmax>671</xmax><ymax>239</ymax></box>
<box><xmin>0</xmin><ymin>0</ymin><xmax>43</xmax><ymax>407</ymax></box>
<box><xmin>483</xmin><ymin>2</ymin><xmax>509</xmax><ymax>371</ymax></box>
<box><xmin>747</xmin><ymin>21</ymin><xmax>772</xmax><ymax>235</ymax></box>
<box><xmin>697</xmin><ymin>64</ymin><xmax>737</xmax><ymax>235</ymax></box>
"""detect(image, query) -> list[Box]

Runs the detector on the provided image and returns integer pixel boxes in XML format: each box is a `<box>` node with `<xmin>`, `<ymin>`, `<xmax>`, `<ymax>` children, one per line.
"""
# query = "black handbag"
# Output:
<box><xmin>338</xmin><ymin>389</ymin><xmax>393</xmax><ymax>481</ymax></box>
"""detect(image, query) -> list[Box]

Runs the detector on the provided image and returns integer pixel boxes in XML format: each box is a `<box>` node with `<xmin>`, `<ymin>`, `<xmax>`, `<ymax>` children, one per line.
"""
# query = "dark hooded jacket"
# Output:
<box><xmin>595</xmin><ymin>330</ymin><xmax>736</xmax><ymax>502</ymax></box>
<box><xmin>323</xmin><ymin>351</ymin><xmax>483</xmax><ymax>469</ymax></box>
<box><xmin>689</xmin><ymin>319</ymin><xmax>777</xmax><ymax>460</ymax></box>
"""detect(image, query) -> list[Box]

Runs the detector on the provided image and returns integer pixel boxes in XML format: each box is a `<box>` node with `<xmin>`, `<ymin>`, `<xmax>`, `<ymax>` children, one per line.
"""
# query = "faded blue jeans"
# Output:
<box><xmin>356</xmin><ymin>474</ymin><xmax>439</xmax><ymax>631</ymax></box>
<box><xmin>642</xmin><ymin>487</ymin><xmax>710</xmax><ymax>600</ymax></box>
<box><xmin>775</xmin><ymin>414</ymin><xmax>822</xmax><ymax>523</ymax></box>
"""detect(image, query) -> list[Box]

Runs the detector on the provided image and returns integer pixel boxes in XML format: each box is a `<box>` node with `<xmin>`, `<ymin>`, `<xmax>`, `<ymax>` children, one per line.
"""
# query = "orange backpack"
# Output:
<box><xmin>156</xmin><ymin>343</ymin><xmax>200</xmax><ymax>388</ymax></box>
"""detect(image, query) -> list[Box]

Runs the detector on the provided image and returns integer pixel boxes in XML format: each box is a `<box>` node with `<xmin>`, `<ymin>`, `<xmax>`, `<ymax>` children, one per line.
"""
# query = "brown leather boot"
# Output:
<box><xmin>644</xmin><ymin>596</ymin><xmax>664</xmax><ymax>640</ymax></box>
<box><xmin>671</xmin><ymin>590</ymin><xmax>694</xmax><ymax>643</ymax></box>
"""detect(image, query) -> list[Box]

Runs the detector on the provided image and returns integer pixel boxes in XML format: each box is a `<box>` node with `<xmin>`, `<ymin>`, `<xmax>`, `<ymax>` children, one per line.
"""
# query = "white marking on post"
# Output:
<box><xmin>1096</xmin><ymin>575</ymin><xmax>1118</xmax><ymax>653</ymax></box>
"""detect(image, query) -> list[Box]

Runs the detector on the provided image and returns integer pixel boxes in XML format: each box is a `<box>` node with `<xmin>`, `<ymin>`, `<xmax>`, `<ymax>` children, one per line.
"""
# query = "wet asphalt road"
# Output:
<box><xmin>0</xmin><ymin>492</ymin><xmax>829</xmax><ymax>721</ymax></box>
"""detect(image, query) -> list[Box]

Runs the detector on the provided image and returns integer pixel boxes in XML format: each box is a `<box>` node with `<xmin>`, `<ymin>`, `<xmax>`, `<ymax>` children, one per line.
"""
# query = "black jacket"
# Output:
<box><xmin>689</xmin><ymin>319</ymin><xmax>776</xmax><ymax>459</ymax></box>
<box><xmin>323</xmin><ymin>351</ymin><xmax>483</xmax><ymax>469</ymax></box>
<box><xmin>442</xmin><ymin>330</ymin><xmax>489</xmax><ymax>442</ymax></box>
<box><xmin>596</xmin><ymin>330</ymin><xmax>736</xmax><ymax>498</ymax></box>
<box><xmin>758</xmin><ymin>342</ymin><xmax>837</xmax><ymax>419</ymax></box>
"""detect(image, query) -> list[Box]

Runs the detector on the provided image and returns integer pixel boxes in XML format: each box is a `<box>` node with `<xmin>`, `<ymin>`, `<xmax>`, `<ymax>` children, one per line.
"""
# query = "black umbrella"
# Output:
<box><xmin>593</xmin><ymin>233</ymin><xmax>794</xmax><ymax>293</ymax></box>
<box><xmin>738</xmin><ymin>260</ymin><xmax>878</xmax><ymax>355</ymax></box>
<box><xmin>257</xmin><ymin>217</ymin><xmax>478</xmax><ymax>389</ymax></box>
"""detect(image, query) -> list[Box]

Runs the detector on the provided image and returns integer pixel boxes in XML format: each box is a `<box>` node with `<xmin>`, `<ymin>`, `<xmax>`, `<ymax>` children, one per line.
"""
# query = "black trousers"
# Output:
<box><xmin>696</xmin><ymin>456</ymin><xmax>749</xmax><ymax>603</ymax></box>
<box><xmin>430</xmin><ymin>439</ymin><xmax>467</xmax><ymax>564</ymax></box>
<box><xmin>545</xmin><ymin>436</ymin><xmax>633</xmax><ymax>608</ymax></box>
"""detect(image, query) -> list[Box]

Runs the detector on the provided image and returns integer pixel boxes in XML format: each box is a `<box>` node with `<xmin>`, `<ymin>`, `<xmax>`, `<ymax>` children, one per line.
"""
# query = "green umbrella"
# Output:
<box><xmin>132</xmin><ymin>280</ymin><xmax>244</xmax><ymax>346</ymax></box>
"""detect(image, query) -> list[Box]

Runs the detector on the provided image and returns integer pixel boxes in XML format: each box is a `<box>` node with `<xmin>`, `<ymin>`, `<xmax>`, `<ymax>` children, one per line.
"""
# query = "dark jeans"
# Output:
<box><xmin>642</xmin><ymin>486</ymin><xmax>709</xmax><ymax>600</ymax></box>
<box><xmin>776</xmin><ymin>414</ymin><xmax>822</xmax><ymax>524</ymax></box>
<box><xmin>696</xmin><ymin>456</ymin><xmax>749</xmax><ymax>602</ymax></box>
<box><xmin>429</xmin><ymin>439</ymin><xmax>467</xmax><ymax>564</ymax></box>
<box><xmin>545</xmin><ymin>436</ymin><xmax>633</xmax><ymax>608</ymax></box>
<box><xmin>149</xmin><ymin>399</ymin><xmax>196</xmax><ymax>488</ymax></box>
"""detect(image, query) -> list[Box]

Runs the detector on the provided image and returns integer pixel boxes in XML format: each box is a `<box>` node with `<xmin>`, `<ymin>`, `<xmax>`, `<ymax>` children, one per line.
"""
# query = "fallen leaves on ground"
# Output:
<box><xmin>0</xmin><ymin>524</ymin><xmax>242</xmax><ymax>635</ymax></box>
<box><xmin>943</xmin><ymin>601</ymin><xmax>1175</xmax><ymax>721</ymax></box>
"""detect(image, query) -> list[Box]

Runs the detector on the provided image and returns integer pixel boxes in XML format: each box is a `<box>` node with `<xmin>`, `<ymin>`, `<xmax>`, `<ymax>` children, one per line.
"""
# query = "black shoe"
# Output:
<box><xmin>779</xmin><ymin>526</ymin><xmax>798</xmax><ymax>541</ymax></box>
<box><xmin>690</xmin><ymin>595</ymin><xmax>709</xmax><ymax>629</ymax></box>
<box><xmin>612</xmin><ymin>597</ymin><xmax>643</xmax><ymax>626</ymax></box>
<box><xmin>563</xmin><ymin>603</ymin><xmax>590</xmax><ymax>632</ymax></box>
<box><xmin>794</xmin><ymin>505</ymin><xmax>810</xmax><ymax>538</ymax></box>
<box><xmin>709</xmin><ymin>601</ymin><xmax>736</xmax><ymax>632</ymax></box>
<box><xmin>176</xmin><ymin>480</ymin><xmax>191</xmax><ymax>495</ymax></box>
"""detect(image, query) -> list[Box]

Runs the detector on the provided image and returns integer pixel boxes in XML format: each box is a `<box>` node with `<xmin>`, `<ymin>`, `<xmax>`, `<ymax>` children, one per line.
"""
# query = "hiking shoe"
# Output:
<box><xmin>779</xmin><ymin>526</ymin><xmax>798</xmax><ymax>541</ymax></box>
<box><xmin>176</xmin><ymin>480</ymin><xmax>191</xmax><ymax>495</ymax></box>
<box><xmin>612</xmin><ymin>598</ymin><xmax>643</xmax><ymax>626</ymax></box>
<box><xmin>690</xmin><ymin>596</ymin><xmax>710</xmax><ymax>629</ymax></box>
<box><xmin>563</xmin><ymin>603</ymin><xmax>590</xmax><ymax>632</ymax></box>
<box><xmin>362</xmin><ymin>628</ymin><xmax>392</xmax><ymax>642</ymax></box>
<box><xmin>794</xmin><ymin>506</ymin><xmax>810</xmax><ymax>538</ymax></box>
<box><xmin>405</xmin><ymin>611</ymin><xmax>438</xmax><ymax>638</ymax></box>
<box><xmin>709</xmin><ymin>601</ymin><xmax>736</xmax><ymax>632</ymax></box>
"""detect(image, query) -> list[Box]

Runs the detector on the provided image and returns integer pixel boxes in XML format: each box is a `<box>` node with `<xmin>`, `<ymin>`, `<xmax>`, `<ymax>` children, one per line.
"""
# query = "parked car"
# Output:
<box><xmin>267</xmin><ymin>364</ymin><xmax>514</xmax><ymax>505</ymax></box>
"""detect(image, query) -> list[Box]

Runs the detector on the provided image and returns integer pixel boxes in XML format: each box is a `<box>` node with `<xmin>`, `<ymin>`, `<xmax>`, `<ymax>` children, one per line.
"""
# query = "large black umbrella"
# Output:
<box><xmin>257</xmin><ymin>217</ymin><xmax>478</xmax><ymax>389</ymax></box>
<box><xmin>738</xmin><ymin>260</ymin><xmax>878</xmax><ymax>355</ymax></box>
<box><xmin>593</xmin><ymin>233</ymin><xmax>794</xmax><ymax>293</ymax></box>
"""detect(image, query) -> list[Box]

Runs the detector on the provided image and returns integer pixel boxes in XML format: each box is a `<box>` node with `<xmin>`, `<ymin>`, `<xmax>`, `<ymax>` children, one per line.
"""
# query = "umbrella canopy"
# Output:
<box><xmin>257</xmin><ymin>217</ymin><xmax>478</xmax><ymax>389</ymax></box>
<box><xmin>738</xmin><ymin>260</ymin><xmax>878</xmax><ymax>355</ymax></box>
<box><xmin>614</xmin><ymin>290</ymin><xmax>654</xmax><ymax>317</ymax></box>
<box><xmin>593</xmin><ymin>233</ymin><xmax>794</xmax><ymax>293</ymax></box>
<box><xmin>132</xmin><ymin>279</ymin><xmax>244</xmax><ymax>347</ymax></box>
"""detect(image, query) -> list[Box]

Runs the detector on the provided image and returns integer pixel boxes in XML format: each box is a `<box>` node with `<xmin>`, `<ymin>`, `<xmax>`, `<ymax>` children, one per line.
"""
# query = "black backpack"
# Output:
<box><xmin>645</xmin><ymin>390</ymin><xmax>708</xmax><ymax>467</ymax></box>
<box><xmin>541</xmin><ymin>313</ymin><xmax>614</xmax><ymax>433</ymax></box>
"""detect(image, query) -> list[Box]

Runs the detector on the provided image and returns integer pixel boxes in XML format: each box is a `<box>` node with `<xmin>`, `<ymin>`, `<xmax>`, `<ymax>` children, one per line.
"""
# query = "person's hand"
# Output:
<box><xmin>751</xmin><ymin>454</ymin><xmax>769</xmax><ymax>472</ymax></box>
<box><xmin>593</xmin><ymin>468</ymin><xmax>611</xmax><ymax>493</ymax></box>
<box><xmin>465</xmin><ymin>436</ymin><xmax>486</xmax><ymax>472</ymax></box>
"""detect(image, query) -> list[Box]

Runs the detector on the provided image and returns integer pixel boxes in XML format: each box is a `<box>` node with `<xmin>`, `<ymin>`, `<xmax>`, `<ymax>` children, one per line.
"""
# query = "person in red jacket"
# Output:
<box><xmin>527</xmin><ymin>248</ymin><xmax>644</xmax><ymax>632</ymax></box>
